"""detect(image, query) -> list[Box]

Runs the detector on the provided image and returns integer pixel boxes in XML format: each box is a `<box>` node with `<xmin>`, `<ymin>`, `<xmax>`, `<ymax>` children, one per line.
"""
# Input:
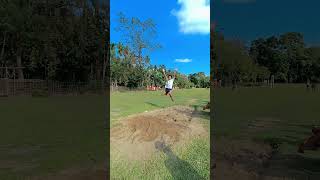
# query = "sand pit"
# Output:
<box><xmin>111</xmin><ymin>106</ymin><xmax>208</xmax><ymax>160</ymax></box>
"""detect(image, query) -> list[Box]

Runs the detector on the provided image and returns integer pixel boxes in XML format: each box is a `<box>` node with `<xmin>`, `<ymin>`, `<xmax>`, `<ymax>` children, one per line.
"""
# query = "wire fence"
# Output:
<box><xmin>0</xmin><ymin>79</ymin><xmax>108</xmax><ymax>96</ymax></box>
<box><xmin>110</xmin><ymin>85</ymin><xmax>162</xmax><ymax>92</ymax></box>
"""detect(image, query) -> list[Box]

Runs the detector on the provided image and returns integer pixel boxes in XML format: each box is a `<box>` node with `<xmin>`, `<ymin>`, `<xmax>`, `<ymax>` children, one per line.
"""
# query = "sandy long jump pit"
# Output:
<box><xmin>111</xmin><ymin>105</ymin><xmax>208</xmax><ymax>160</ymax></box>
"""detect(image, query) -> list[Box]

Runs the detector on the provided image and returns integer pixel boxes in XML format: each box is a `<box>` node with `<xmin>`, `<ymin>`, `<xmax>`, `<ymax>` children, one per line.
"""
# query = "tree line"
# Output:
<box><xmin>110</xmin><ymin>42</ymin><xmax>209</xmax><ymax>89</ymax></box>
<box><xmin>212</xmin><ymin>32</ymin><xmax>320</xmax><ymax>85</ymax></box>
<box><xmin>0</xmin><ymin>0</ymin><xmax>109</xmax><ymax>82</ymax></box>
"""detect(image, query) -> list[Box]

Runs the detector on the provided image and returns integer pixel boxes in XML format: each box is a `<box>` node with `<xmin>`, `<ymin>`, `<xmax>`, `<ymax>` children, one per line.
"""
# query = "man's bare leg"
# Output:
<box><xmin>168</xmin><ymin>92</ymin><xmax>174</xmax><ymax>102</ymax></box>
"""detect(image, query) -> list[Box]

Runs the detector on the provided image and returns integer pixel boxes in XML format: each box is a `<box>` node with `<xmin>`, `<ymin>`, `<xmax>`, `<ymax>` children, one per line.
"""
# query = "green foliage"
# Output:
<box><xmin>31</xmin><ymin>88</ymin><xmax>49</xmax><ymax>97</ymax></box>
<box><xmin>213</xmin><ymin>31</ymin><xmax>320</xmax><ymax>84</ymax></box>
<box><xmin>0</xmin><ymin>0</ymin><xmax>109</xmax><ymax>81</ymax></box>
<box><xmin>249</xmin><ymin>32</ymin><xmax>320</xmax><ymax>83</ymax></box>
<box><xmin>110</xmin><ymin>41</ymin><xmax>209</xmax><ymax>89</ymax></box>
<box><xmin>175</xmin><ymin>73</ymin><xmax>192</xmax><ymax>89</ymax></box>
<box><xmin>188</xmin><ymin>72</ymin><xmax>209</xmax><ymax>88</ymax></box>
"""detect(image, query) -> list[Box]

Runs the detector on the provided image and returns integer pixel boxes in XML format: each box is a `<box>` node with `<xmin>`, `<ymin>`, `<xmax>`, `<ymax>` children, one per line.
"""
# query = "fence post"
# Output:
<box><xmin>48</xmin><ymin>80</ymin><xmax>51</xmax><ymax>96</ymax></box>
<box><xmin>271</xmin><ymin>75</ymin><xmax>275</xmax><ymax>88</ymax></box>
<box><xmin>5</xmin><ymin>78</ymin><xmax>9</xmax><ymax>96</ymax></box>
<box><xmin>53</xmin><ymin>80</ymin><xmax>55</xmax><ymax>95</ymax></box>
<box><xmin>13</xmin><ymin>78</ymin><xmax>15</xmax><ymax>96</ymax></box>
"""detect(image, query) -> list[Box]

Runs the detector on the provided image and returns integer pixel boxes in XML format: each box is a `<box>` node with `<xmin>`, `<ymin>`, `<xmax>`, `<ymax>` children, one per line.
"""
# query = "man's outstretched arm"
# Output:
<box><xmin>162</xmin><ymin>69</ymin><xmax>168</xmax><ymax>81</ymax></box>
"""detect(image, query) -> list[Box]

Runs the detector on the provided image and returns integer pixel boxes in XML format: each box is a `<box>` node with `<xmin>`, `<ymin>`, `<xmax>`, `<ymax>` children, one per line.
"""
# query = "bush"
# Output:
<box><xmin>32</xmin><ymin>89</ymin><xmax>49</xmax><ymax>97</ymax></box>
<box><xmin>239</xmin><ymin>82</ymin><xmax>265</xmax><ymax>87</ymax></box>
<box><xmin>79</xmin><ymin>87</ymin><xmax>87</xmax><ymax>95</ymax></box>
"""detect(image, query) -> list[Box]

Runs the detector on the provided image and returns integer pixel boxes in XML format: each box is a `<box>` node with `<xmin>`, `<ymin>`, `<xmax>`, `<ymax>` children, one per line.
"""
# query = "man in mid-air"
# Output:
<box><xmin>162</xmin><ymin>69</ymin><xmax>176</xmax><ymax>102</ymax></box>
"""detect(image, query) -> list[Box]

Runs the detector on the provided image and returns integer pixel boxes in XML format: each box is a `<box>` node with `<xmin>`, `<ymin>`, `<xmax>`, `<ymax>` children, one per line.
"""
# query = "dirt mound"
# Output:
<box><xmin>111</xmin><ymin>106</ymin><xmax>207</xmax><ymax>160</ymax></box>
<box><xmin>112</xmin><ymin>115</ymin><xmax>190</xmax><ymax>143</ymax></box>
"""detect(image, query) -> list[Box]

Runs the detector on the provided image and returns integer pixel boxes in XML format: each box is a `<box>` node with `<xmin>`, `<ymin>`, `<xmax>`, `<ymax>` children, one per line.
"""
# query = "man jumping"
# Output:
<box><xmin>162</xmin><ymin>69</ymin><xmax>176</xmax><ymax>102</ymax></box>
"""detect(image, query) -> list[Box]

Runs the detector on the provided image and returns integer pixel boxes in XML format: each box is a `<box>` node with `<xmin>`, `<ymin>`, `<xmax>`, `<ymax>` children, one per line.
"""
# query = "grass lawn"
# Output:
<box><xmin>110</xmin><ymin>88</ymin><xmax>210</xmax><ymax>180</ymax></box>
<box><xmin>214</xmin><ymin>84</ymin><xmax>320</xmax><ymax>177</ymax></box>
<box><xmin>111</xmin><ymin>88</ymin><xmax>210</xmax><ymax>125</ymax></box>
<box><xmin>0</xmin><ymin>96</ymin><xmax>107</xmax><ymax>179</ymax></box>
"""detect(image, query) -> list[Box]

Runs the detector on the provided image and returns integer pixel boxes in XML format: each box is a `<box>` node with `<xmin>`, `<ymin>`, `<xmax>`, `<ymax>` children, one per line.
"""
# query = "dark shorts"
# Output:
<box><xmin>165</xmin><ymin>88</ymin><xmax>172</xmax><ymax>94</ymax></box>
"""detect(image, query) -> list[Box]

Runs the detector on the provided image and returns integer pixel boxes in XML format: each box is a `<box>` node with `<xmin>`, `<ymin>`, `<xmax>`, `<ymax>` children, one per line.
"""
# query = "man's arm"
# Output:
<box><xmin>174</xmin><ymin>70</ymin><xmax>177</xmax><ymax>79</ymax></box>
<box><xmin>162</xmin><ymin>69</ymin><xmax>168</xmax><ymax>81</ymax></box>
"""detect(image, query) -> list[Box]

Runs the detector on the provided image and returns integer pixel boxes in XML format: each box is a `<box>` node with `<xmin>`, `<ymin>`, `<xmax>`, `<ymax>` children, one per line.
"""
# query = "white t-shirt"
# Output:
<box><xmin>165</xmin><ymin>78</ymin><xmax>174</xmax><ymax>89</ymax></box>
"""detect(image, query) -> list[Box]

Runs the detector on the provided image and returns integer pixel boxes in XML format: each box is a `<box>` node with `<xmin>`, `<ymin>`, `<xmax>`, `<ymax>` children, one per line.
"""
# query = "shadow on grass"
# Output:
<box><xmin>155</xmin><ymin>141</ymin><xmax>205</xmax><ymax>180</ymax></box>
<box><xmin>144</xmin><ymin>101</ymin><xmax>164</xmax><ymax>108</ymax></box>
<box><xmin>192</xmin><ymin>105</ymin><xmax>210</xmax><ymax>120</ymax></box>
<box><xmin>259</xmin><ymin>153</ymin><xmax>320</xmax><ymax>179</ymax></box>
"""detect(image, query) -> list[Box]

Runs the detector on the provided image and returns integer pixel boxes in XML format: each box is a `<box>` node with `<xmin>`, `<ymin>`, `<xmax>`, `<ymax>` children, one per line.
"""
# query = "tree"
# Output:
<box><xmin>0</xmin><ymin>0</ymin><xmax>33</xmax><ymax>79</ymax></box>
<box><xmin>0</xmin><ymin>0</ymin><xmax>109</xmax><ymax>82</ymax></box>
<box><xmin>279</xmin><ymin>32</ymin><xmax>305</xmax><ymax>82</ymax></box>
<box><xmin>249</xmin><ymin>32</ymin><xmax>311</xmax><ymax>83</ymax></box>
<box><xmin>214</xmin><ymin>31</ymin><xmax>320</xmax><ymax>85</ymax></box>
<box><xmin>188</xmin><ymin>72</ymin><xmax>209</xmax><ymax>88</ymax></box>
<box><xmin>214</xmin><ymin>36</ymin><xmax>253</xmax><ymax>85</ymax></box>
<box><xmin>306</xmin><ymin>47</ymin><xmax>320</xmax><ymax>82</ymax></box>
<box><xmin>115</xmin><ymin>12</ymin><xmax>161</xmax><ymax>66</ymax></box>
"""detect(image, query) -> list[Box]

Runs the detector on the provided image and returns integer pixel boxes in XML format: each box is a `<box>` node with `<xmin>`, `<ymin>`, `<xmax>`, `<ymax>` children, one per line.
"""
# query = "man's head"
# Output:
<box><xmin>168</xmin><ymin>75</ymin><xmax>172</xmax><ymax>80</ymax></box>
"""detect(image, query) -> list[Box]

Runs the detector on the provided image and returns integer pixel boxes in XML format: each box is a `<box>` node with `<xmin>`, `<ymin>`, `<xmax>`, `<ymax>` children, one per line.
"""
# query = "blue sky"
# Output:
<box><xmin>212</xmin><ymin>0</ymin><xmax>320</xmax><ymax>46</ymax></box>
<box><xmin>111</xmin><ymin>0</ymin><xmax>210</xmax><ymax>76</ymax></box>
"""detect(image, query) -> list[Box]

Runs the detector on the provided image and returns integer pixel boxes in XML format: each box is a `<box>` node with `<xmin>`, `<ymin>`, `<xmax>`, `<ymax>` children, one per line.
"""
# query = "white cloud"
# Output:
<box><xmin>175</xmin><ymin>58</ymin><xmax>192</xmax><ymax>63</ymax></box>
<box><xmin>171</xmin><ymin>0</ymin><xmax>210</xmax><ymax>34</ymax></box>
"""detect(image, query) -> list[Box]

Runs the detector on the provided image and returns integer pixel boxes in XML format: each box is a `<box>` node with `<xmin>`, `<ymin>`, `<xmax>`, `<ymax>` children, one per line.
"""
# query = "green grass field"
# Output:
<box><xmin>214</xmin><ymin>84</ymin><xmax>320</xmax><ymax>178</ymax></box>
<box><xmin>0</xmin><ymin>96</ymin><xmax>107</xmax><ymax>179</ymax></box>
<box><xmin>0</xmin><ymin>88</ymin><xmax>210</xmax><ymax>179</ymax></box>
<box><xmin>111</xmin><ymin>88</ymin><xmax>210</xmax><ymax>125</ymax></box>
<box><xmin>110</xmin><ymin>88</ymin><xmax>210</xmax><ymax>180</ymax></box>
